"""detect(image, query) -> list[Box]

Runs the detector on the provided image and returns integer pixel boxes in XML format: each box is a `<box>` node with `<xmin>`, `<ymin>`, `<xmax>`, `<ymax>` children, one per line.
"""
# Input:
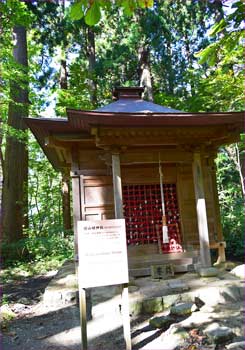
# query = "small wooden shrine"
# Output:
<box><xmin>26</xmin><ymin>87</ymin><xmax>243</xmax><ymax>275</ymax></box>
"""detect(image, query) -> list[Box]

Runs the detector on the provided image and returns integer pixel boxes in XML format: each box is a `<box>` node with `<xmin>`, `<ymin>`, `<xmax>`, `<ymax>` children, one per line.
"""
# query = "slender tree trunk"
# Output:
<box><xmin>184</xmin><ymin>32</ymin><xmax>194</xmax><ymax>96</ymax></box>
<box><xmin>59</xmin><ymin>0</ymin><xmax>72</xmax><ymax>231</ymax></box>
<box><xmin>166</xmin><ymin>41</ymin><xmax>174</xmax><ymax>94</ymax></box>
<box><xmin>86</xmin><ymin>27</ymin><xmax>97</xmax><ymax>106</ymax></box>
<box><xmin>226</xmin><ymin>143</ymin><xmax>245</xmax><ymax>197</ymax></box>
<box><xmin>138</xmin><ymin>46</ymin><xmax>153</xmax><ymax>101</ymax></box>
<box><xmin>2</xmin><ymin>25</ymin><xmax>28</xmax><ymax>244</ymax></box>
<box><xmin>235</xmin><ymin>144</ymin><xmax>245</xmax><ymax>197</ymax></box>
<box><xmin>226</xmin><ymin>144</ymin><xmax>245</xmax><ymax>197</ymax></box>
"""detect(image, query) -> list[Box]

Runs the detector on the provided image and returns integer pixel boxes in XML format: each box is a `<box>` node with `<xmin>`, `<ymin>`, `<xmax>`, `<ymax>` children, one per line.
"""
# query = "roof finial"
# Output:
<box><xmin>113</xmin><ymin>86</ymin><xmax>144</xmax><ymax>100</ymax></box>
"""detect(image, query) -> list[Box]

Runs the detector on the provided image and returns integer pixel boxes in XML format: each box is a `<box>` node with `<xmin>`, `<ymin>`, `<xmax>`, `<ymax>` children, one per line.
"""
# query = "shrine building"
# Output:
<box><xmin>26</xmin><ymin>87</ymin><xmax>243</xmax><ymax>276</ymax></box>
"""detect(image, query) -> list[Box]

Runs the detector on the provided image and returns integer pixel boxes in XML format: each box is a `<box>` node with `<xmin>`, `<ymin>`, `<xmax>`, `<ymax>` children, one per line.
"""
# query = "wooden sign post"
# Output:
<box><xmin>77</xmin><ymin>219</ymin><xmax>131</xmax><ymax>350</ymax></box>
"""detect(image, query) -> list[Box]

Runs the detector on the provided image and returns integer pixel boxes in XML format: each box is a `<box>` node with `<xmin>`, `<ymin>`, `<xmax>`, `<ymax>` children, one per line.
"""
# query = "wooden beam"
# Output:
<box><xmin>44</xmin><ymin>135</ymin><xmax>71</xmax><ymax>149</ymax></box>
<box><xmin>72</xmin><ymin>169</ymin><xmax>109</xmax><ymax>176</ymax></box>
<box><xmin>53</xmin><ymin>132</ymin><xmax>92</xmax><ymax>141</ymax></box>
<box><xmin>95</xmin><ymin>125</ymin><xmax>230</xmax><ymax>148</ymax></box>
<box><xmin>192</xmin><ymin>152</ymin><xmax>212</xmax><ymax>267</ymax></box>
<box><xmin>120</xmin><ymin>149</ymin><xmax>192</xmax><ymax>164</ymax></box>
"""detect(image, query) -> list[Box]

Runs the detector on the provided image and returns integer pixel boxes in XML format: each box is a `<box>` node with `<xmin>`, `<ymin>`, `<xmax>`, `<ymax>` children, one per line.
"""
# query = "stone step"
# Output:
<box><xmin>41</xmin><ymin>260</ymin><xmax>244</xmax><ymax>318</ymax></box>
<box><xmin>42</xmin><ymin>260</ymin><xmax>78</xmax><ymax>308</ymax></box>
<box><xmin>128</xmin><ymin>251</ymin><xmax>199</xmax><ymax>267</ymax></box>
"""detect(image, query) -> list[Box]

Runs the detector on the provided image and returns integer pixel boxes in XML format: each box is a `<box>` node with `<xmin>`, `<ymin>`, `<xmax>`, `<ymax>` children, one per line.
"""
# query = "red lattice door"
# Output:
<box><xmin>122</xmin><ymin>184</ymin><xmax>183</xmax><ymax>253</ymax></box>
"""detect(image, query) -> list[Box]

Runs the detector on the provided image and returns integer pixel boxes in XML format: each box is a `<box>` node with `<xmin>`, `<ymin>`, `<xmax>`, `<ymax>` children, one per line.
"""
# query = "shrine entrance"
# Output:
<box><xmin>123</xmin><ymin>183</ymin><xmax>183</xmax><ymax>253</ymax></box>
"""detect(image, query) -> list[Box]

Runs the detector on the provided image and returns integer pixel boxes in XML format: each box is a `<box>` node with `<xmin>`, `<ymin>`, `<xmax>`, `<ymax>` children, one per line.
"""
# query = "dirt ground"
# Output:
<box><xmin>1</xmin><ymin>275</ymin><xmax>130</xmax><ymax>350</ymax></box>
<box><xmin>1</xmin><ymin>267</ymin><xmax>244</xmax><ymax>350</ymax></box>
<box><xmin>2</xmin><ymin>274</ymin><xmax>54</xmax><ymax>304</ymax></box>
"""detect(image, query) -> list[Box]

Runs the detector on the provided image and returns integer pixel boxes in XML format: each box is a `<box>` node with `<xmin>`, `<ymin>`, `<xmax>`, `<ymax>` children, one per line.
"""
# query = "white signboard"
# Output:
<box><xmin>77</xmin><ymin>219</ymin><xmax>129</xmax><ymax>288</ymax></box>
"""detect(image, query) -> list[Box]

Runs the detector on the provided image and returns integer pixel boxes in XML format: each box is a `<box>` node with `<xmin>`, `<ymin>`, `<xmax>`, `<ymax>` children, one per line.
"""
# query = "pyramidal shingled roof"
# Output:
<box><xmin>95</xmin><ymin>87</ymin><xmax>182</xmax><ymax>113</ymax></box>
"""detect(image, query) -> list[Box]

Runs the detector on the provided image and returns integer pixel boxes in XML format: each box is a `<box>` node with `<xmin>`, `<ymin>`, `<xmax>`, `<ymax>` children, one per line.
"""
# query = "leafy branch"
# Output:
<box><xmin>195</xmin><ymin>0</ymin><xmax>244</xmax><ymax>66</ymax></box>
<box><xmin>69</xmin><ymin>0</ymin><xmax>153</xmax><ymax>25</ymax></box>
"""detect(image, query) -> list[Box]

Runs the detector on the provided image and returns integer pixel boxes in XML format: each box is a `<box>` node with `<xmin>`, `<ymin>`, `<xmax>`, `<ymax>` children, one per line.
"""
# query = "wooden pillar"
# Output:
<box><xmin>112</xmin><ymin>153</ymin><xmax>124</xmax><ymax>218</ymax></box>
<box><xmin>209</xmin><ymin>156</ymin><xmax>223</xmax><ymax>242</ymax></box>
<box><xmin>111</xmin><ymin>152</ymin><xmax>131</xmax><ymax>350</ymax></box>
<box><xmin>71</xmin><ymin>151</ymin><xmax>81</xmax><ymax>261</ymax></box>
<box><xmin>209</xmin><ymin>155</ymin><xmax>226</xmax><ymax>263</ymax></box>
<box><xmin>192</xmin><ymin>152</ymin><xmax>212</xmax><ymax>267</ymax></box>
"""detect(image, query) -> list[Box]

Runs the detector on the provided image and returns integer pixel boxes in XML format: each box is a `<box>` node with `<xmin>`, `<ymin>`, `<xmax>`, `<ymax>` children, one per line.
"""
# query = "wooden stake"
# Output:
<box><xmin>121</xmin><ymin>284</ymin><xmax>132</xmax><ymax>350</ymax></box>
<box><xmin>79</xmin><ymin>287</ymin><xmax>88</xmax><ymax>350</ymax></box>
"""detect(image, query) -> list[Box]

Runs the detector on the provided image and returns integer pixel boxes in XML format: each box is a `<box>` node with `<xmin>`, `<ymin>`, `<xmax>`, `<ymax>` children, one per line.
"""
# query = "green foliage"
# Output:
<box><xmin>0</xmin><ymin>0</ymin><xmax>34</xmax><ymax>28</ymax></box>
<box><xmin>216</xmin><ymin>146</ymin><xmax>244</xmax><ymax>260</ymax></box>
<box><xmin>69</xmin><ymin>0</ymin><xmax>153</xmax><ymax>24</ymax></box>
<box><xmin>25</xmin><ymin>232</ymin><xmax>74</xmax><ymax>261</ymax></box>
<box><xmin>70</xmin><ymin>0</ymin><xmax>87</xmax><ymax>20</ymax></box>
<box><xmin>1</xmin><ymin>295</ymin><xmax>9</xmax><ymax>305</ymax></box>
<box><xmin>85</xmin><ymin>1</ymin><xmax>101</xmax><ymax>25</ymax></box>
<box><xmin>55</xmin><ymin>65</ymin><xmax>95</xmax><ymax>114</ymax></box>
<box><xmin>183</xmin><ymin>9</ymin><xmax>244</xmax><ymax>112</ymax></box>
<box><xmin>1</xmin><ymin>231</ymin><xmax>74</xmax><ymax>271</ymax></box>
<box><xmin>1</xmin><ymin>0</ymin><xmax>243</xmax><ymax>273</ymax></box>
<box><xmin>28</xmin><ymin>135</ymin><xmax>64</xmax><ymax>234</ymax></box>
<box><xmin>196</xmin><ymin>0</ymin><xmax>244</xmax><ymax>67</ymax></box>
<box><xmin>0</xmin><ymin>1</ymin><xmax>32</xmax><ymax>125</ymax></box>
<box><xmin>1</xmin><ymin>256</ymin><xmax>68</xmax><ymax>284</ymax></box>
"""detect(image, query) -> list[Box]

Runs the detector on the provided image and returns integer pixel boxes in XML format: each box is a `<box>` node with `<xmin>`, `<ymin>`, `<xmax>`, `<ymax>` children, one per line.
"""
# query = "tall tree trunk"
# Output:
<box><xmin>2</xmin><ymin>25</ymin><xmax>28</xmax><ymax>244</ymax></box>
<box><xmin>60</xmin><ymin>58</ymin><xmax>68</xmax><ymax>90</ymax></box>
<box><xmin>135</xmin><ymin>8</ymin><xmax>153</xmax><ymax>101</ymax></box>
<box><xmin>0</xmin><ymin>124</ymin><xmax>3</xmax><ymax>238</ymax></box>
<box><xmin>61</xmin><ymin>173</ymin><xmax>72</xmax><ymax>231</ymax></box>
<box><xmin>138</xmin><ymin>46</ymin><xmax>153</xmax><ymax>101</ymax></box>
<box><xmin>60</xmin><ymin>56</ymin><xmax>71</xmax><ymax>230</ymax></box>
<box><xmin>59</xmin><ymin>0</ymin><xmax>72</xmax><ymax>231</ymax></box>
<box><xmin>86</xmin><ymin>27</ymin><xmax>97</xmax><ymax>106</ymax></box>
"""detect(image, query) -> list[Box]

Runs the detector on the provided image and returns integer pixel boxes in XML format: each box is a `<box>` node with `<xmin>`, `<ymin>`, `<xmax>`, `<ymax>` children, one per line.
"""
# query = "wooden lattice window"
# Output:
<box><xmin>122</xmin><ymin>184</ymin><xmax>182</xmax><ymax>253</ymax></box>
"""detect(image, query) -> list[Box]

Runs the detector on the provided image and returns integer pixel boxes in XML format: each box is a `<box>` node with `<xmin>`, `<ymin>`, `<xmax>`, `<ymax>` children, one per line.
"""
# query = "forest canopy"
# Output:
<box><xmin>0</xmin><ymin>0</ymin><xmax>244</xmax><ymax>270</ymax></box>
